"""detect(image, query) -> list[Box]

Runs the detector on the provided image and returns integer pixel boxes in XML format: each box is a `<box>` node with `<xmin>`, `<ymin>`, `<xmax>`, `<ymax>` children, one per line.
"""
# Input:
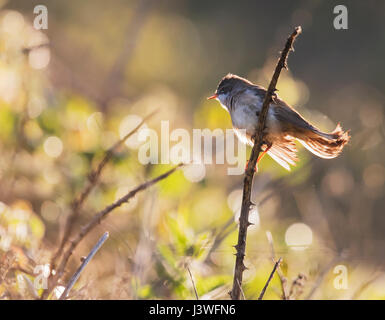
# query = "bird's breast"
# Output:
<box><xmin>229</xmin><ymin>103</ymin><xmax>281</xmax><ymax>143</ymax></box>
<box><xmin>230</xmin><ymin>104</ymin><xmax>258</xmax><ymax>132</ymax></box>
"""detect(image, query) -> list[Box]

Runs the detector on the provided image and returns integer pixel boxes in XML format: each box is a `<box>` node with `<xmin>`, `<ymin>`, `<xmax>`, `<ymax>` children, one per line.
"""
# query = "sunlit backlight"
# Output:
<box><xmin>0</xmin><ymin>233</ymin><xmax>11</xmax><ymax>251</ymax></box>
<box><xmin>44</xmin><ymin>136</ymin><xmax>63</xmax><ymax>158</ymax></box>
<box><xmin>285</xmin><ymin>223</ymin><xmax>313</xmax><ymax>251</ymax></box>
<box><xmin>119</xmin><ymin>115</ymin><xmax>147</xmax><ymax>149</ymax></box>
<box><xmin>53</xmin><ymin>286</ymin><xmax>65</xmax><ymax>299</ymax></box>
<box><xmin>0</xmin><ymin>69</ymin><xmax>20</xmax><ymax>103</ymax></box>
<box><xmin>15</xmin><ymin>222</ymin><xmax>28</xmax><ymax>242</ymax></box>
<box><xmin>41</xmin><ymin>201</ymin><xmax>61</xmax><ymax>222</ymax></box>
<box><xmin>2</xmin><ymin>11</ymin><xmax>25</xmax><ymax>34</ymax></box>
<box><xmin>183</xmin><ymin>163</ymin><xmax>206</xmax><ymax>182</ymax></box>
<box><xmin>230</xmin><ymin>189</ymin><xmax>260</xmax><ymax>230</ymax></box>
<box><xmin>29</xmin><ymin>47</ymin><xmax>50</xmax><ymax>69</ymax></box>
<box><xmin>227</xmin><ymin>189</ymin><xmax>243</xmax><ymax>213</ymax></box>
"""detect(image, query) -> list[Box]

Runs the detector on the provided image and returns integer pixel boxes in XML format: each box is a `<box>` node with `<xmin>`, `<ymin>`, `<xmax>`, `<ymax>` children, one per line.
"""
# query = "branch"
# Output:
<box><xmin>230</xmin><ymin>26</ymin><xmax>302</xmax><ymax>300</ymax></box>
<box><xmin>59</xmin><ymin>232</ymin><xmax>109</xmax><ymax>300</ymax></box>
<box><xmin>51</xmin><ymin>110</ymin><xmax>157</xmax><ymax>271</ymax></box>
<box><xmin>186</xmin><ymin>265</ymin><xmax>199</xmax><ymax>300</ymax></box>
<box><xmin>44</xmin><ymin>164</ymin><xmax>182</xmax><ymax>298</ymax></box>
<box><xmin>258</xmin><ymin>258</ymin><xmax>282</xmax><ymax>300</ymax></box>
<box><xmin>266</xmin><ymin>231</ymin><xmax>288</xmax><ymax>299</ymax></box>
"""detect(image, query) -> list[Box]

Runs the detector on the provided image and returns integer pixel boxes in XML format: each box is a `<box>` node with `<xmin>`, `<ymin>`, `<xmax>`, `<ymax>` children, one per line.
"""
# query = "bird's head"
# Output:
<box><xmin>207</xmin><ymin>73</ymin><xmax>253</xmax><ymax>107</ymax></box>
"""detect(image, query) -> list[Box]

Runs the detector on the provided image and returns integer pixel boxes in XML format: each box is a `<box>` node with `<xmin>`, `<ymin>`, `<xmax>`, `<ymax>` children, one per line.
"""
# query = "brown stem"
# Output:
<box><xmin>258</xmin><ymin>258</ymin><xmax>282</xmax><ymax>300</ymax></box>
<box><xmin>266</xmin><ymin>231</ymin><xmax>288</xmax><ymax>299</ymax></box>
<box><xmin>51</xmin><ymin>110</ymin><xmax>157</xmax><ymax>272</ymax></box>
<box><xmin>59</xmin><ymin>232</ymin><xmax>109</xmax><ymax>300</ymax></box>
<box><xmin>44</xmin><ymin>164</ymin><xmax>182</xmax><ymax>299</ymax></box>
<box><xmin>230</xmin><ymin>26</ymin><xmax>302</xmax><ymax>300</ymax></box>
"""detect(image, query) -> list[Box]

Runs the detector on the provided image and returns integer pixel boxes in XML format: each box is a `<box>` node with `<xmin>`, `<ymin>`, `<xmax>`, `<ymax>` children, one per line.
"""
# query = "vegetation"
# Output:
<box><xmin>0</xmin><ymin>1</ymin><xmax>384</xmax><ymax>300</ymax></box>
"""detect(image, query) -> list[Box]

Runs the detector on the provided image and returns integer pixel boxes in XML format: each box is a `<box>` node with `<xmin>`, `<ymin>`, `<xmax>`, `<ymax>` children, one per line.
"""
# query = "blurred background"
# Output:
<box><xmin>0</xmin><ymin>0</ymin><xmax>384</xmax><ymax>299</ymax></box>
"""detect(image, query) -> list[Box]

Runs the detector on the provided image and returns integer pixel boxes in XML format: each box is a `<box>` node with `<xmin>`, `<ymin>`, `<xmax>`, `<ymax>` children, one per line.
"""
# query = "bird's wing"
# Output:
<box><xmin>272</xmin><ymin>98</ymin><xmax>319</xmax><ymax>134</ymax></box>
<box><xmin>249</xmin><ymin>85</ymin><xmax>317</xmax><ymax>134</ymax></box>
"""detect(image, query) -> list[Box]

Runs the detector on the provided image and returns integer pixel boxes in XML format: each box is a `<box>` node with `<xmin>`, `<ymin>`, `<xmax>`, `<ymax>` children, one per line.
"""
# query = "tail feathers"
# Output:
<box><xmin>298</xmin><ymin>123</ymin><xmax>350</xmax><ymax>159</ymax></box>
<box><xmin>267</xmin><ymin>136</ymin><xmax>299</xmax><ymax>171</ymax></box>
<box><xmin>266</xmin><ymin>124</ymin><xmax>350</xmax><ymax>170</ymax></box>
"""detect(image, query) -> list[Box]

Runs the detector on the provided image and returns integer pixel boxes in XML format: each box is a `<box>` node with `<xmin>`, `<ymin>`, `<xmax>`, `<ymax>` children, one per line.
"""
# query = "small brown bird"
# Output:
<box><xmin>208</xmin><ymin>74</ymin><xmax>350</xmax><ymax>170</ymax></box>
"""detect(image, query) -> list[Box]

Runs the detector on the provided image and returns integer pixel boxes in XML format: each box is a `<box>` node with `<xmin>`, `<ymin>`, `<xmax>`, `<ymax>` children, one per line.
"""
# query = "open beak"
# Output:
<box><xmin>207</xmin><ymin>94</ymin><xmax>218</xmax><ymax>100</ymax></box>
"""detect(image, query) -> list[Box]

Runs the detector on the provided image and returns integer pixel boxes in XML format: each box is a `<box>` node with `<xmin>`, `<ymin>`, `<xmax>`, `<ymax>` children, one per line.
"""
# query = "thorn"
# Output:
<box><xmin>247</xmin><ymin>221</ymin><xmax>254</xmax><ymax>227</ymax></box>
<box><xmin>236</xmin><ymin>252</ymin><xmax>245</xmax><ymax>259</ymax></box>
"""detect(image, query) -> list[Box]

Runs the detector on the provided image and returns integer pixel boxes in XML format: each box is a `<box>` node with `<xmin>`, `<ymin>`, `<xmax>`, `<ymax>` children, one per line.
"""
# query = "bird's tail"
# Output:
<box><xmin>297</xmin><ymin>123</ymin><xmax>350</xmax><ymax>159</ymax></box>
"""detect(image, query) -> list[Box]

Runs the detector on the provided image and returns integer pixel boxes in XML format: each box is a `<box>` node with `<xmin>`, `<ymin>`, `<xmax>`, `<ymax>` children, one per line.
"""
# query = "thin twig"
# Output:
<box><xmin>186</xmin><ymin>265</ymin><xmax>199</xmax><ymax>300</ymax></box>
<box><xmin>44</xmin><ymin>164</ymin><xmax>183</xmax><ymax>298</ymax></box>
<box><xmin>258</xmin><ymin>258</ymin><xmax>282</xmax><ymax>300</ymax></box>
<box><xmin>230</xmin><ymin>26</ymin><xmax>302</xmax><ymax>300</ymax></box>
<box><xmin>59</xmin><ymin>232</ymin><xmax>109</xmax><ymax>300</ymax></box>
<box><xmin>51</xmin><ymin>110</ymin><xmax>157</xmax><ymax>271</ymax></box>
<box><xmin>266</xmin><ymin>231</ymin><xmax>288</xmax><ymax>299</ymax></box>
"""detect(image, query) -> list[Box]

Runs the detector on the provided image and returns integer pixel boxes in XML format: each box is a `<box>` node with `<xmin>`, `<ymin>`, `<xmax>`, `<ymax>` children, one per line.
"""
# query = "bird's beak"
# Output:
<box><xmin>207</xmin><ymin>94</ymin><xmax>218</xmax><ymax>100</ymax></box>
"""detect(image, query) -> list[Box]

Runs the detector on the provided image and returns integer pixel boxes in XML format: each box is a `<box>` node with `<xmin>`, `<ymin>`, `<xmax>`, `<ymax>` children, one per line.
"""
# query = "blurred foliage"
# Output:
<box><xmin>0</xmin><ymin>0</ymin><xmax>384</xmax><ymax>300</ymax></box>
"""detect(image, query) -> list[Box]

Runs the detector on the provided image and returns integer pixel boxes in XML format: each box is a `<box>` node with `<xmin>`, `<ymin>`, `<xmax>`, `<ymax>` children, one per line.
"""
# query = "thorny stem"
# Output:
<box><xmin>230</xmin><ymin>26</ymin><xmax>302</xmax><ymax>300</ymax></box>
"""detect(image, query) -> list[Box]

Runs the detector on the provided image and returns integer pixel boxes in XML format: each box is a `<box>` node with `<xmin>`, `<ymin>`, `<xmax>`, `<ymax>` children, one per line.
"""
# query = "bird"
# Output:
<box><xmin>207</xmin><ymin>73</ymin><xmax>350</xmax><ymax>171</ymax></box>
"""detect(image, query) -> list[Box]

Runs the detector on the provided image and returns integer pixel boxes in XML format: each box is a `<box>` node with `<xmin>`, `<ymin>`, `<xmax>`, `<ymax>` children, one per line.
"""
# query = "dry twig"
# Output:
<box><xmin>258</xmin><ymin>258</ymin><xmax>282</xmax><ymax>300</ymax></box>
<box><xmin>186</xmin><ymin>265</ymin><xmax>199</xmax><ymax>300</ymax></box>
<box><xmin>266</xmin><ymin>231</ymin><xmax>288</xmax><ymax>299</ymax></box>
<box><xmin>59</xmin><ymin>232</ymin><xmax>109</xmax><ymax>300</ymax></box>
<box><xmin>230</xmin><ymin>26</ymin><xmax>302</xmax><ymax>300</ymax></box>
<box><xmin>43</xmin><ymin>164</ymin><xmax>182</xmax><ymax>299</ymax></box>
<box><xmin>51</xmin><ymin>110</ymin><xmax>156</xmax><ymax>271</ymax></box>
